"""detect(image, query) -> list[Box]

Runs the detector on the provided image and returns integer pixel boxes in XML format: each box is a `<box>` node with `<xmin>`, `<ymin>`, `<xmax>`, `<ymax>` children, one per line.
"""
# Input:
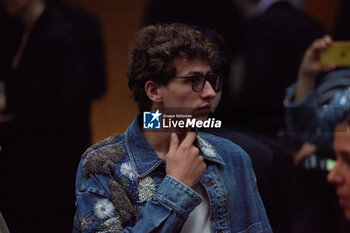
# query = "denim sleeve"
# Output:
<box><xmin>74</xmin><ymin>175</ymin><xmax>202</xmax><ymax>233</ymax></box>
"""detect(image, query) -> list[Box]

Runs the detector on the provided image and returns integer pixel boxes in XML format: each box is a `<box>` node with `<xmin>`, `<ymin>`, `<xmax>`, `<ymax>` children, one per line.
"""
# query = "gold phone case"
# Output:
<box><xmin>321</xmin><ymin>41</ymin><xmax>350</xmax><ymax>66</ymax></box>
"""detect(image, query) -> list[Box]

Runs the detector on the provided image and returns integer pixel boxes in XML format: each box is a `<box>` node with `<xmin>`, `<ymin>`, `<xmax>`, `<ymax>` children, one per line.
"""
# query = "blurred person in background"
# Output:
<box><xmin>0</xmin><ymin>0</ymin><xmax>106</xmax><ymax>232</ymax></box>
<box><xmin>282</xmin><ymin>0</ymin><xmax>350</xmax><ymax>231</ymax></box>
<box><xmin>328</xmin><ymin>114</ymin><xmax>350</xmax><ymax>231</ymax></box>
<box><xmin>284</xmin><ymin>34</ymin><xmax>350</xmax><ymax>233</ymax></box>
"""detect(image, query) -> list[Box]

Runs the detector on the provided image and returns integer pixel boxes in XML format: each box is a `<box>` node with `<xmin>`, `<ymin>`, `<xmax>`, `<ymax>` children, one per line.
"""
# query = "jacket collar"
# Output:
<box><xmin>125</xmin><ymin>115</ymin><xmax>225</xmax><ymax>178</ymax></box>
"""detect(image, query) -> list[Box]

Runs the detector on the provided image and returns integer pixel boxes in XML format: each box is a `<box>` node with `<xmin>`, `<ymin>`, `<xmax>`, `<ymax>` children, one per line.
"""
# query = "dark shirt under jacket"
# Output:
<box><xmin>0</xmin><ymin>3</ymin><xmax>106</xmax><ymax>232</ymax></box>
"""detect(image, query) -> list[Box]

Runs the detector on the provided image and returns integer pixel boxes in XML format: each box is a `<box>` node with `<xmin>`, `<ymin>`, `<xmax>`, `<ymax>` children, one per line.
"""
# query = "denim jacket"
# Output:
<box><xmin>73</xmin><ymin>117</ymin><xmax>272</xmax><ymax>233</ymax></box>
<box><xmin>284</xmin><ymin>69</ymin><xmax>350</xmax><ymax>149</ymax></box>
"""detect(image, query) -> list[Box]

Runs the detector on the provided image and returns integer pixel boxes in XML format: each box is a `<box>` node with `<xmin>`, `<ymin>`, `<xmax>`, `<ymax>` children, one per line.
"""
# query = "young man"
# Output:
<box><xmin>73</xmin><ymin>23</ymin><xmax>272</xmax><ymax>233</ymax></box>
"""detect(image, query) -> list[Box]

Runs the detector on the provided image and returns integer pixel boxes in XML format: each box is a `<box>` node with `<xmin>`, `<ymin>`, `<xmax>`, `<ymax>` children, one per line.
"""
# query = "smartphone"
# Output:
<box><xmin>321</xmin><ymin>41</ymin><xmax>350</xmax><ymax>67</ymax></box>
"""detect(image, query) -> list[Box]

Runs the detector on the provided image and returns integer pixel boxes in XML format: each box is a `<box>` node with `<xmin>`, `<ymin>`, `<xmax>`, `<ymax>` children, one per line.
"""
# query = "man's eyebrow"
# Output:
<box><xmin>184</xmin><ymin>71</ymin><xmax>212</xmax><ymax>76</ymax></box>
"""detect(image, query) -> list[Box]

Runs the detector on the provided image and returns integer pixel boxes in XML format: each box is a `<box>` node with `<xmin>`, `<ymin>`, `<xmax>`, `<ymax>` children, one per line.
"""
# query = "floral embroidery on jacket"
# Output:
<box><xmin>96</xmin><ymin>216</ymin><xmax>122</xmax><ymax>233</ymax></box>
<box><xmin>94</xmin><ymin>199</ymin><xmax>116</xmax><ymax>220</ymax></box>
<box><xmin>76</xmin><ymin>215</ymin><xmax>95</xmax><ymax>231</ymax></box>
<box><xmin>108</xmin><ymin>179</ymin><xmax>136</xmax><ymax>224</ymax></box>
<box><xmin>197</xmin><ymin>135</ymin><xmax>217</xmax><ymax>158</ymax></box>
<box><xmin>82</xmin><ymin>134</ymin><xmax>125</xmax><ymax>177</ymax></box>
<box><xmin>138</xmin><ymin>176</ymin><xmax>157</xmax><ymax>203</ymax></box>
<box><xmin>120</xmin><ymin>162</ymin><xmax>137</xmax><ymax>180</ymax></box>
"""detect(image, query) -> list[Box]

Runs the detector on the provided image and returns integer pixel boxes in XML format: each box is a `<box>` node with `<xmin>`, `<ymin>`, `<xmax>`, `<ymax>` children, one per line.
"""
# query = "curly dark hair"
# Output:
<box><xmin>127</xmin><ymin>23</ymin><xmax>219</xmax><ymax>111</ymax></box>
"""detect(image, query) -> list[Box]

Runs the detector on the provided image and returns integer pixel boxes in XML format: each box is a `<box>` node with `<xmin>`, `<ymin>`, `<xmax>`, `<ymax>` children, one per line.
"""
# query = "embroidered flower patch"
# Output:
<box><xmin>96</xmin><ymin>216</ymin><xmax>122</xmax><ymax>233</ymax></box>
<box><xmin>94</xmin><ymin>199</ymin><xmax>116</xmax><ymax>220</ymax></box>
<box><xmin>138</xmin><ymin>176</ymin><xmax>156</xmax><ymax>203</ymax></box>
<box><xmin>120</xmin><ymin>162</ymin><xmax>137</xmax><ymax>180</ymax></box>
<box><xmin>197</xmin><ymin>136</ymin><xmax>217</xmax><ymax>157</ymax></box>
<box><xmin>77</xmin><ymin>215</ymin><xmax>95</xmax><ymax>231</ymax></box>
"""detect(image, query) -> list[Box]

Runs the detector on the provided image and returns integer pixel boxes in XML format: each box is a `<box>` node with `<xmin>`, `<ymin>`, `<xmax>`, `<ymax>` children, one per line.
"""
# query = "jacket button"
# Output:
<box><xmin>205</xmin><ymin>180</ymin><xmax>214</xmax><ymax>186</ymax></box>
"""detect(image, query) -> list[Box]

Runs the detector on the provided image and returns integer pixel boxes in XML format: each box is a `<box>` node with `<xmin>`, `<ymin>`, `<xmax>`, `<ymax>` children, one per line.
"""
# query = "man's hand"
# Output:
<box><xmin>295</xmin><ymin>35</ymin><xmax>336</xmax><ymax>101</ymax></box>
<box><xmin>165</xmin><ymin>132</ymin><xmax>207</xmax><ymax>188</ymax></box>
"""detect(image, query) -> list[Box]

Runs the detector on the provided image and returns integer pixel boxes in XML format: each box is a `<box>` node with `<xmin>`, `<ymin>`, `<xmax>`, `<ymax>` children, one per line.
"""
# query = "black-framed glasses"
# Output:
<box><xmin>175</xmin><ymin>72</ymin><xmax>222</xmax><ymax>92</ymax></box>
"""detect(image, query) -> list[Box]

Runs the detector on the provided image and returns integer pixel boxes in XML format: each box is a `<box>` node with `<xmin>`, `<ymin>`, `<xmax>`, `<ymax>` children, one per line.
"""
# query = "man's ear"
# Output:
<box><xmin>145</xmin><ymin>80</ymin><xmax>163</xmax><ymax>104</ymax></box>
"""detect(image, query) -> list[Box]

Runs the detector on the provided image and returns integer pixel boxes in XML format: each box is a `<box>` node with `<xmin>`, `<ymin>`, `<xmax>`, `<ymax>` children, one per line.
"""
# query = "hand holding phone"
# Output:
<box><xmin>295</xmin><ymin>35</ymin><xmax>336</xmax><ymax>101</ymax></box>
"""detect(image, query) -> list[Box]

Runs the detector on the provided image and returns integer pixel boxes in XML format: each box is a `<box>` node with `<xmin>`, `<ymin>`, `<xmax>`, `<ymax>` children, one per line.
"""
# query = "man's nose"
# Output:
<box><xmin>201</xmin><ymin>81</ymin><xmax>216</xmax><ymax>99</ymax></box>
<box><xmin>327</xmin><ymin>161</ymin><xmax>344</xmax><ymax>185</ymax></box>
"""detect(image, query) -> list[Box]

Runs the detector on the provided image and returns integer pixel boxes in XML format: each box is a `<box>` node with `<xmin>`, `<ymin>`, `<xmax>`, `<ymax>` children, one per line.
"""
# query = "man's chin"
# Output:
<box><xmin>192</xmin><ymin>109</ymin><xmax>211</xmax><ymax>120</ymax></box>
<box><xmin>191</xmin><ymin>111</ymin><xmax>208</xmax><ymax>121</ymax></box>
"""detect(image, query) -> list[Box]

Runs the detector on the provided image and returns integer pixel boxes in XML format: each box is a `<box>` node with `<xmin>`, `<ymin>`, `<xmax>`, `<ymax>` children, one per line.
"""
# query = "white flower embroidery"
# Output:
<box><xmin>138</xmin><ymin>176</ymin><xmax>156</xmax><ymax>203</ymax></box>
<box><xmin>94</xmin><ymin>199</ymin><xmax>116</xmax><ymax>220</ymax></box>
<box><xmin>120</xmin><ymin>162</ymin><xmax>136</xmax><ymax>180</ymax></box>
<box><xmin>96</xmin><ymin>217</ymin><xmax>122</xmax><ymax>233</ymax></box>
<box><xmin>197</xmin><ymin>136</ymin><xmax>217</xmax><ymax>157</ymax></box>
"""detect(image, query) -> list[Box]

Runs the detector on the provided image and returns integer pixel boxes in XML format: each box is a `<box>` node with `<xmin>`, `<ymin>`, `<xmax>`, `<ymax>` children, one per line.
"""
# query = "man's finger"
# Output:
<box><xmin>322</xmin><ymin>64</ymin><xmax>337</xmax><ymax>72</ymax></box>
<box><xmin>180</xmin><ymin>131</ymin><xmax>197</xmax><ymax>148</ymax></box>
<box><xmin>167</xmin><ymin>133</ymin><xmax>179</xmax><ymax>156</ymax></box>
<box><xmin>324</xmin><ymin>35</ymin><xmax>332</xmax><ymax>44</ymax></box>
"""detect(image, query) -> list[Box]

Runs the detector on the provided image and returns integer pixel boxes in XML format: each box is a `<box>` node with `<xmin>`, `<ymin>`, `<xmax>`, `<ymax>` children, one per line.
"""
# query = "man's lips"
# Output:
<box><xmin>197</xmin><ymin>104</ymin><xmax>211</xmax><ymax>114</ymax></box>
<box><xmin>198</xmin><ymin>104</ymin><xmax>211</xmax><ymax>110</ymax></box>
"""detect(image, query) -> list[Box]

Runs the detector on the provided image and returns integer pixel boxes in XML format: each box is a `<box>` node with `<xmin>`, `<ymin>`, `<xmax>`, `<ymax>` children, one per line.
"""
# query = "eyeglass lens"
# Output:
<box><xmin>192</xmin><ymin>73</ymin><xmax>220</xmax><ymax>92</ymax></box>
